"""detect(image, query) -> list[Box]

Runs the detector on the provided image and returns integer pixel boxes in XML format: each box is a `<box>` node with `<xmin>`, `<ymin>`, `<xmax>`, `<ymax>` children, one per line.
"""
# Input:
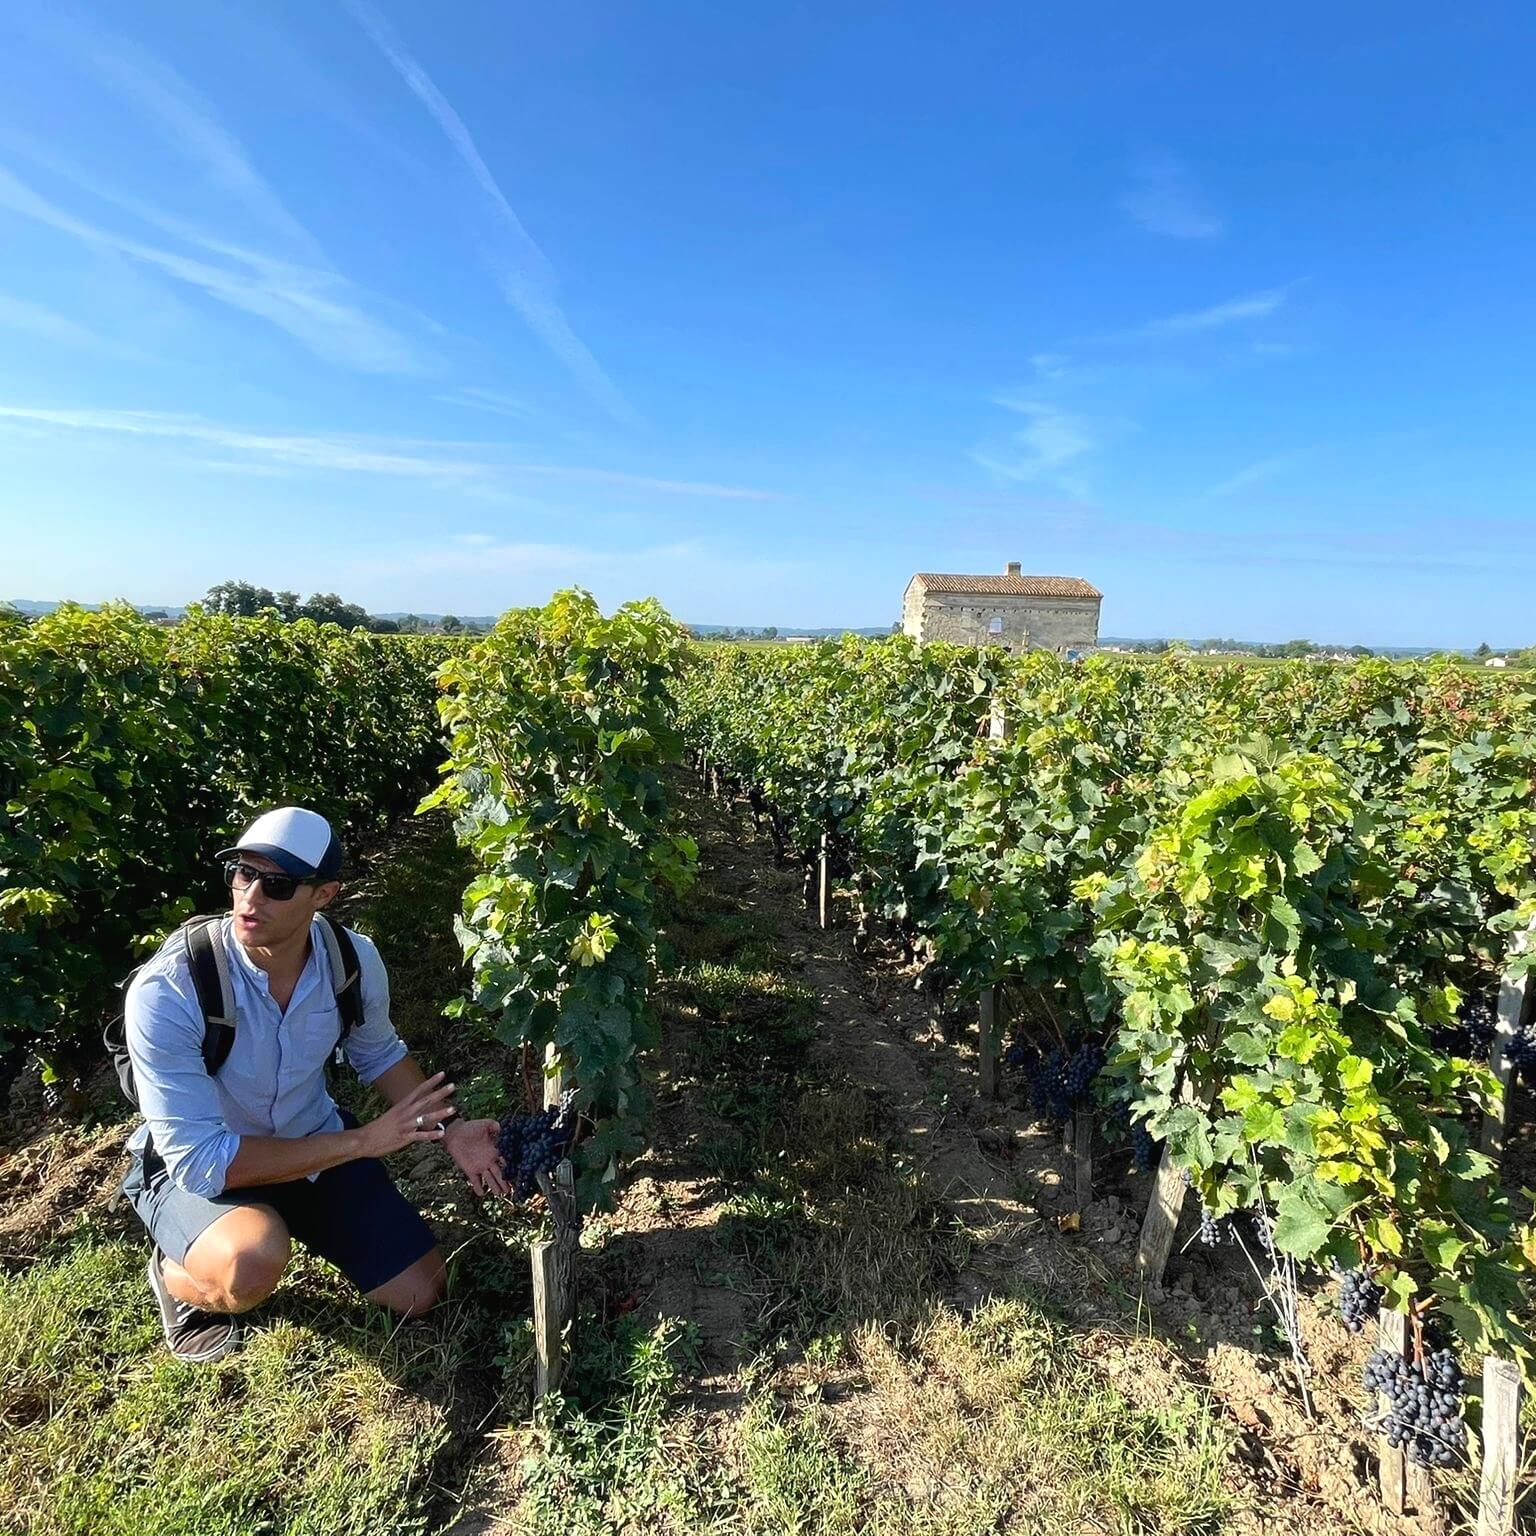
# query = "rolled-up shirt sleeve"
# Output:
<box><xmin>125</xmin><ymin>966</ymin><xmax>241</xmax><ymax>1197</ymax></box>
<box><xmin>341</xmin><ymin>932</ymin><xmax>410</xmax><ymax>1084</ymax></box>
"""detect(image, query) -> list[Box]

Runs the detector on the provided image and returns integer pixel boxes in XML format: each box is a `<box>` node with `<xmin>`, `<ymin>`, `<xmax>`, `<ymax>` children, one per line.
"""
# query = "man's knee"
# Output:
<box><xmin>184</xmin><ymin>1207</ymin><xmax>291</xmax><ymax>1311</ymax></box>
<box><xmin>367</xmin><ymin>1249</ymin><xmax>446</xmax><ymax>1318</ymax></box>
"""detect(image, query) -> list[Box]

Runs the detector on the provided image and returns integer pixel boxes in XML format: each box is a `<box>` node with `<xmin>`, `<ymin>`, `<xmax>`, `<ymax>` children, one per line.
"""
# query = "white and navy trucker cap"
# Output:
<box><xmin>218</xmin><ymin>807</ymin><xmax>343</xmax><ymax>880</ymax></box>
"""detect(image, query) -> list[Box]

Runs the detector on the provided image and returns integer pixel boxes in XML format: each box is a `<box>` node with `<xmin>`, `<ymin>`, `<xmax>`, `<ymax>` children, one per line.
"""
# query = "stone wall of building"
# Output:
<box><xmin>902</xmin><ymin>589</ymin><xmax>1100</xmax><ymax>653</ymax></box>
<box><xmin>900</xmin><ymin>581</ymin><xmax>926</xmax><ymax>639</ymax></box>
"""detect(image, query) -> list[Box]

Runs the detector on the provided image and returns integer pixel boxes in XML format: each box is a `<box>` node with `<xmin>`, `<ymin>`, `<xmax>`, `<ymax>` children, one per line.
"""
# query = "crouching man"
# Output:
<box><xmin>119</xmin><ymin>806</ymin><xmax>508</xmax><ymax>1363</ymax></box>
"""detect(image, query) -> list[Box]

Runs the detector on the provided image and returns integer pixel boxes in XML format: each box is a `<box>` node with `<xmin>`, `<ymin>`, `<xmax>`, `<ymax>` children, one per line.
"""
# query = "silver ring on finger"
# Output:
<box><xmin>415</xmin><ymin>1113</ymin><xmax>425</xmax><ymax>1131</ymax></box>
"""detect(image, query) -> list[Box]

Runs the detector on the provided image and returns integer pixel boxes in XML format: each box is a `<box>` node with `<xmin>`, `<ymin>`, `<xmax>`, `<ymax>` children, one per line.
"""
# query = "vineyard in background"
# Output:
<box><xmin>678</xmin><ymin>640</ymin><xmax>1536</xmax><ymax>1377</ymax></box>
<box><xmin>0</xmin><ymin>603</ymin><xmax>456</xmax><ymax>1090</ymax></box>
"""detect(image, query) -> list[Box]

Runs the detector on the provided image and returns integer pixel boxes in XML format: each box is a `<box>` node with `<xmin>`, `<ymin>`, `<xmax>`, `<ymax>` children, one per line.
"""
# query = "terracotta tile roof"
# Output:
<box><xmin>911</xmin><ymin>572</ymin><xmax>1102</xmax><ymax>600</ymax></box>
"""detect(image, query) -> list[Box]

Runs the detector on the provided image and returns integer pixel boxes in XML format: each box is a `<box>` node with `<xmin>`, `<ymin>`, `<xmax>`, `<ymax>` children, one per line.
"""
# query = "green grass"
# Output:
<box><xmin>0</xmin><ymin>1238</ymin><xmax>468</xmax><ymax>1536</ymax></box>
<box><xmin>501</xmin><ymin>1295</ymin><xmax>1232</xmax><ymax>1536</ymax></box>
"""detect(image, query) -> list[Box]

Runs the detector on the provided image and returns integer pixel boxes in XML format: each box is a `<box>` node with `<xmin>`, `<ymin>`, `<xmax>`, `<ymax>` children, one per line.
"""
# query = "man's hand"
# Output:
<box><xmin>356</xmin><ymin>1071</ymin><xmax>458</xmax><ymax>1159</ymax></box>
<box><xmin>442</xmin><ymin>1118</ymin><xmax>509</xmax><ymax>1198</ymax></box>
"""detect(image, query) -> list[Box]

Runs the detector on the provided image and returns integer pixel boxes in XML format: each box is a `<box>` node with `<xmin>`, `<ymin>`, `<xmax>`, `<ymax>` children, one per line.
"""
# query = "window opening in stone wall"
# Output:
<box><xmin>988</xmin><ymin>615</ymin><xmax>1003</xmax><ymax>635</ymax></box>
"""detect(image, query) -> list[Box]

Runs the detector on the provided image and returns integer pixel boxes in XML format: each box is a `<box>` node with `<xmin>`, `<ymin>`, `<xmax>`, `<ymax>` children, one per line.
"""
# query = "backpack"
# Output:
<box><xmin>104</xmin><ymin>912</ymin><xmax>364</xmax><ymax>1110</ymax></box>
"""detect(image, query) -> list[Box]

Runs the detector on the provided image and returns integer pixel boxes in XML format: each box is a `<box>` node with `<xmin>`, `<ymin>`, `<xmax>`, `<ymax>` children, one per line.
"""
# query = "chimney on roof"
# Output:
<box><xmin>1005</xmin><ymin>560</ymin><xmax>1021</xmax><ymax>576</ymax></box>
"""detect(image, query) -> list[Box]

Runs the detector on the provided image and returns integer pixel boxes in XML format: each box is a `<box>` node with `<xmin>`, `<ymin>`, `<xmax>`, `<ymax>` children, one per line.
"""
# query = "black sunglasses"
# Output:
<box><xmin>222</xmin><ymin>859</ymin><xmax>324</xmax><ymax>902</ymax></box>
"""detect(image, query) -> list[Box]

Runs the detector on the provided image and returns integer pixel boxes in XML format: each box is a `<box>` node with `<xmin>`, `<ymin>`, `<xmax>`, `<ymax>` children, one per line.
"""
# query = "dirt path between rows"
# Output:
<box><xmin>690</xmin><ymin>783</ymin><xmax>1435</xmax><ymax>1535</ymax></box>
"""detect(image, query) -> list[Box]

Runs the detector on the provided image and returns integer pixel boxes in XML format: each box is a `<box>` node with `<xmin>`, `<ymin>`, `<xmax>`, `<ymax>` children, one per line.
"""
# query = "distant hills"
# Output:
<box><xmin>5</xmin><ymin>598</ymin><xmax>189</xmax><ymax>617</ymax></box>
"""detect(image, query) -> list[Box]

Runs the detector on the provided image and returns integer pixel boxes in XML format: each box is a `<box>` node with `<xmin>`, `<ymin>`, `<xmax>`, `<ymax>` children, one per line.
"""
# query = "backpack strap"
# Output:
<box><xmin>315</xmin><ymin>912</ymin><xmax>364</xmax><ymax>1047</ymax></box>
<box><xmin>183</xmin><ymin>917</ymin><xmax>238</xmax><ymax>1075</ymax></box>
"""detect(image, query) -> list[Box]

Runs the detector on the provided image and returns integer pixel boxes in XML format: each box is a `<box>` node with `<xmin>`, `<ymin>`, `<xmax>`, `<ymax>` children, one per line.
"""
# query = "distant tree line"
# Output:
<box><xmin>198</xmin><ymin>581</ymin><xmax>483</xmax><ymax>634</ymax></box>
<box><xmin>682</xmin><ymin>625</ymin><xmax>780</xmax><ymax>642</ymax></box>
<box><xmin>1114</xmin><ymin>637</ymin><xmax>1376</xmax><ymax>658</ymax></box>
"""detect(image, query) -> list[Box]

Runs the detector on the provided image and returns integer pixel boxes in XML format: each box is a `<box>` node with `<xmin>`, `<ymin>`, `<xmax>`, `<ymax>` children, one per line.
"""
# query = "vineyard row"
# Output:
<box><xmin>676</xmin><ymin>639</ymin><xmax>1536</xmax><ymax>1372</ymax></box>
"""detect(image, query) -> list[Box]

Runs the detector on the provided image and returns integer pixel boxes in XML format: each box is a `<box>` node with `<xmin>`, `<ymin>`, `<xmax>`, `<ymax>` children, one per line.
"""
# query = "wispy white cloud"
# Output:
<box><xmin>1138</xmin><ymin>285</ymin><xmax>1292</xmax><ymax>337</ymax></box>
<box><xmin>507</xmin><ymin>464</ymin><xmax>778</xmax><ymax>499</ymax></box>
<box><xmin>452</xmin><ymin>532</ymin><xmax>498</xmax><ymax>546</ymax></box>
<box><xmin>345</xmin><ymin>0</ymin><xmax>636</xmax><ymax>426</ymax></box>
<box><xmin>1205</xmin><ymin>454</ymin><xmax>1292</xmax><ymax>499</ymax></box>
<box><xmin>974</xmin><ymin>397</ymin><xmax>1100</xmax><ymax>496</ymax></box>
<box><xmin>0</xmin><ymin>403</ymin><xmax>778</xmax><ymax>499</ymax></box>
<box><xmin>1120</xmin><ymin>152</ymin><xmax>1223</xmax><ymax>240</ymax></box>
<box><xmin>0</xmin><ymin>291</ymin><xmax>105</xmax><ymax>349</ymax></box>
<box><xmin>437</xmin><ymin>386</ymin><xmax>538</xmax><ymax>422</ymax></box>
<box><xmin>80</xmin><ymin>30</ymin><xmax>320</xmax><ymax>258</ymax></box>
<box><xmin>0</xmin><ymin>403</ymin><xmax>485</xmax><ymax>477</ymax></box>
<box><xmin>0</xmin><ymin>163</ymin><xmax>424</xmax><ymax>372</ymax></box>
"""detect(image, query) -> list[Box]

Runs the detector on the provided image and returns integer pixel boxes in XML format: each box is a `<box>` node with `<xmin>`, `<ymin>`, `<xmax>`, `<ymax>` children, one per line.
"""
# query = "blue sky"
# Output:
<box><xmin>0</xmin><ymin>2</ymin><xmax>1532</xmax><ymax>645</ymax></box>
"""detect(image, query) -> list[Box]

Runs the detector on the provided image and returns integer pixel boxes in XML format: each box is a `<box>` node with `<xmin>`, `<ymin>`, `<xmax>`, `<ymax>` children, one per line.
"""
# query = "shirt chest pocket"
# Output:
<box><xmin>295</xmin><ymin>998</ymin><xmax>346</xmax><ymax>1063</ymax></box>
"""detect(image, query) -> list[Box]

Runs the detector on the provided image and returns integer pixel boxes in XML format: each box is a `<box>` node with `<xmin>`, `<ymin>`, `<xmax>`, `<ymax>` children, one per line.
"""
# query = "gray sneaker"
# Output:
<box><xmin>147</xmin><ymin>1247</ymin><xmax>242</xmax><ymax>1363</ymax></box>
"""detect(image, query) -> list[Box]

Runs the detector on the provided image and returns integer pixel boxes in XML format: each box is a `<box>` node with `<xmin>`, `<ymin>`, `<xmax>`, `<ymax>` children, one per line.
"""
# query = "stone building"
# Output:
<box><xmin>901</xmin><ymin>561</ymin><xmax>1101</xmax><ymax>655</ymax></box>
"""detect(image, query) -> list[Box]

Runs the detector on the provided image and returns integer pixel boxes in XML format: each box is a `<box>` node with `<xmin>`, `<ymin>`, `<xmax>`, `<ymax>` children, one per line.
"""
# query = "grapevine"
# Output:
<box><xmin>1005</xmin><ymin>1036</ymin><xmax>1105</xmax><ymax>1123</ymax></box>
<box><xmin>427</xmin><ymin>591</ymin><xmax>693</xmax><ymax>1216</ymax></box>
<box><xmin>1508</xmin><ymin>1021</ymin><xmax>1536</xmax><ymax>1080</ymax></box>
<box><xmin>0</xmin><ymin>604</ymin><xmax>452</xmax><ymax>1082</ymax></box>
<box><xmin>1428</xmin><ymin>991</ymin><xmax>1498</xmax><ymax>1057</ymax></box>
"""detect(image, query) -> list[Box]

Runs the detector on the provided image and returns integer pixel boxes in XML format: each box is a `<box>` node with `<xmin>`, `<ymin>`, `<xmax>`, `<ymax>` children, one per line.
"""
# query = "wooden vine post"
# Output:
<box><xmin>532</xmin><ymin>1048</ymin><xmax>576</xmax><ymax>1401</ymax></box>
<box><xmin>1064</xmin><ymin>1110</ymin><xmax>1093</xmax><ymax>1212</ymax></box>
<box><xmin>1477</xmin><ymin>1356</ymin><xmax>1523</xmax><ymax>1536</ymax></box>
<box><xmin>818</xmin><ymin>831</ymin><xmax>830</xmax><ymax>929</ymax></box>
<box><xmin>531</xmin><ymin>1158</ymin><xmax>580</xmax><ymax>1401</ymax></box>
<box><xmin>1374</xmin><ymin>1308</ymin><xmax>1436</xmax><ymax>1516</ymax></box>
<box><xmin>1480</xmin><ymin>926</ymin><xmax>1531</xmax><ymax>1159</ymax></box>
<box><xmin>1136</xmin><ymin>1079</ymin><xmax>1197</xmax><ymax>1284</ymax></box>
<box><xmin>1135</xmin><ymin>1139</ymin><xmax>1187</xmax><ymax>1285</ymax></box>
<box><xmin>977</xmin><ymin>985</ymin><xmax>998</xmax><ymax>1099</ymax></box>
<box><xmin>542</xmin><ymin>1042</ymin><xmax>564</xmax><ymax>1110</ymax></box>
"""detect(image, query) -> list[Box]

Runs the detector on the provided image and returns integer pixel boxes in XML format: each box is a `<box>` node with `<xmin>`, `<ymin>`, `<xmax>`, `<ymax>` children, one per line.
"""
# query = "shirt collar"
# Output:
<box><xmin>224</xmin><ymin>914</ymin><xmax>324</xmax><ymax>1000</ymax></box>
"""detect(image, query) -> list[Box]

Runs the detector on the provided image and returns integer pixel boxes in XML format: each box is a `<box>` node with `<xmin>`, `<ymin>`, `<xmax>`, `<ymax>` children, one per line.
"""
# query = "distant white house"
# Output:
<box><xmin>1486</xmin><ymin>656</ymin><xmax>1510</xmax><ymax>668</ymax></box>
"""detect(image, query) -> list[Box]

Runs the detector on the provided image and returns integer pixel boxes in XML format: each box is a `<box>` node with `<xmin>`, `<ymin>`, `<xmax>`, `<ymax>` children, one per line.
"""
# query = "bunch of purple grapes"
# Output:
<box><xmin>1130</xmin><ymin>1119</ymin><xmax>1160</xmax><ymax>1172</ymax></box>
<box><xmin>1508</xmin><ymin>1019</ymin><xmax>1536</xmax><ymax>1079</ymax></box>
<box><xmin>1428</xmin><ymin>991</ymin><xmax>1498</xmax><ymax>1056</ymax></box>
<box><xmin>1337</xmin><ymin>1267</ymin><xmax>1383</xmax><ymax>1333</ymax></box>
<box><xmin>1363</xmin><ymin>1345</ymin><xmax>1467</xmax><ymax>1468</ymax></box>
<box><xmin>495</xmin><ymin>1093</ymin><xmax>577</xmax><ymax>1200</ymax></box>
<box><xmin>1006</xmin><ymin>1037</ymin><xmax>1105</xmax><ymax>1122</ymax></box>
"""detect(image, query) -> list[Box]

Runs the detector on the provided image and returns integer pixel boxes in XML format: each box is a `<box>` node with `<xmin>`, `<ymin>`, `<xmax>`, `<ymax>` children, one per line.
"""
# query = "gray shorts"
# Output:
<box><xmin>120</xmin><ymin>1124</ymin><xmax>437</xmax><ymax>1294</ymax></box>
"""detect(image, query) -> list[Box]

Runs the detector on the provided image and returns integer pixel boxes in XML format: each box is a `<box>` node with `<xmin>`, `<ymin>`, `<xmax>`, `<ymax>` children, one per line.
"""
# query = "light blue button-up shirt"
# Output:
<box><xmin>124</xmin><ymin>916</ymin><xmax>409</xmax><ymax>1196</ymax></box>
